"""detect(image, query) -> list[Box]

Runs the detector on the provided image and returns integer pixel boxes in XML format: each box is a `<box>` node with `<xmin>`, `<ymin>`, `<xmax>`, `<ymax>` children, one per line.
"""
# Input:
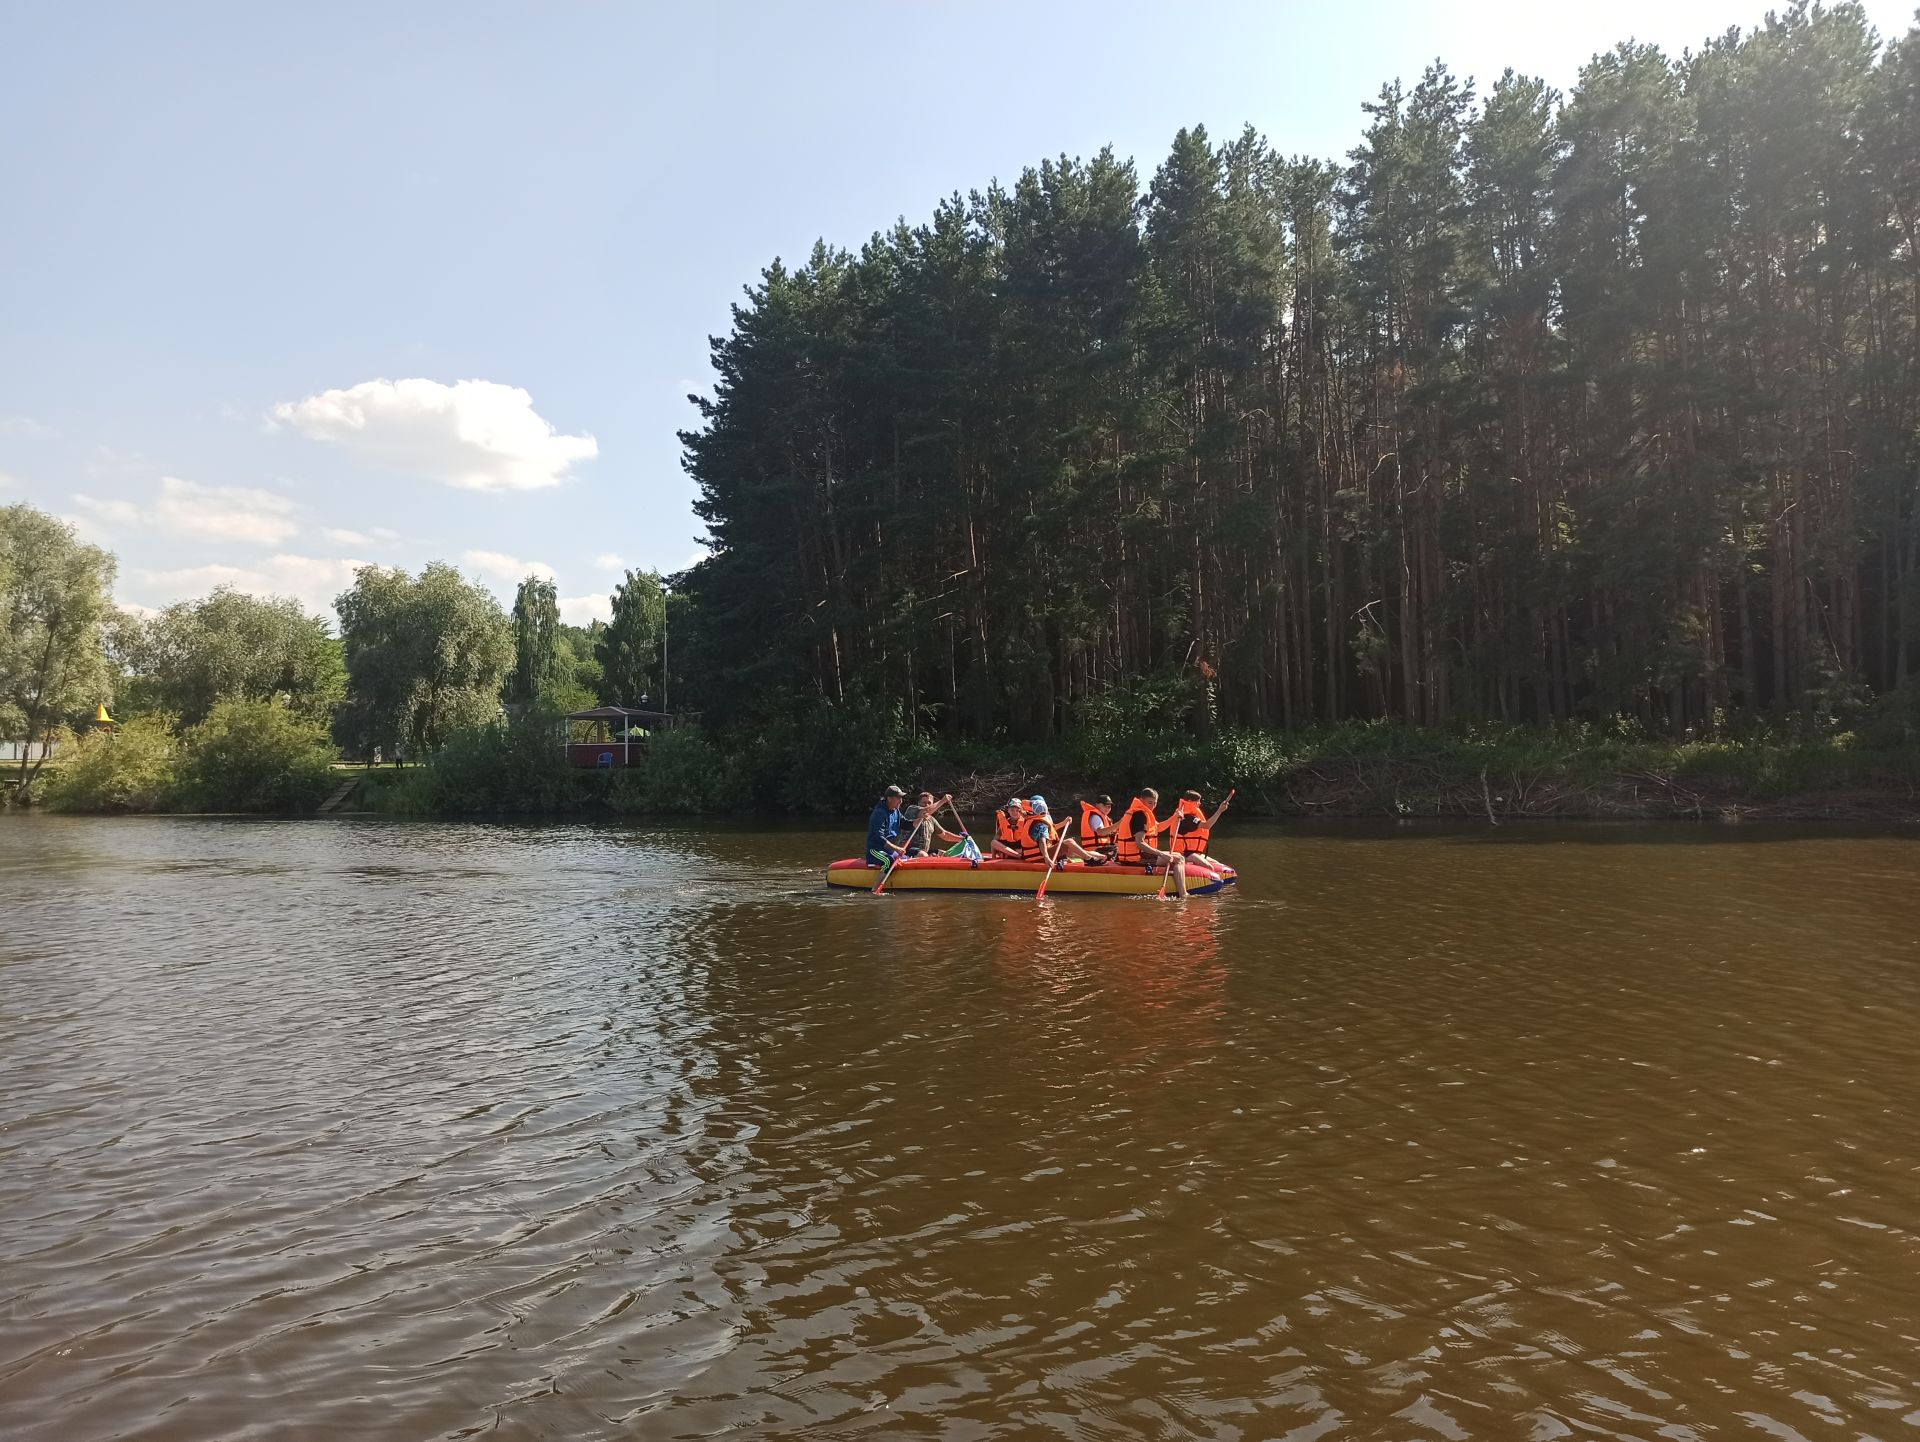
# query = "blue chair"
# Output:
<box><xmin>597</xmin><ymin>751</ymin><xmax>614</xmax><ymax>768</ymax></box>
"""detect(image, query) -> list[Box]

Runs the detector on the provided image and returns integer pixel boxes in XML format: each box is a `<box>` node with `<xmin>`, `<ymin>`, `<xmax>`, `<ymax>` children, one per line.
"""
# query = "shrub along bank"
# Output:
<box><xmin>39</xmin><ymin>701</ymin><xmax>337</xmax><ymax>814</ymax></box>
<box><xmin>27</xmin><ymin>694</ymin><xmax>1919</xmax><ymax>821</ymax></box>
<box><xmin>363</xmin><ymin>700</ymin><xmax>1920</xmax><ymax>823</ymax></box>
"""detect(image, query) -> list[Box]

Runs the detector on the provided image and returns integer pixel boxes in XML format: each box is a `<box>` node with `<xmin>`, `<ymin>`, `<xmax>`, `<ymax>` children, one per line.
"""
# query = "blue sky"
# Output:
<box><xmin>3</xmin><ymin>0</ymin><xmax>1911</xmax><ymax>624</ymax></box>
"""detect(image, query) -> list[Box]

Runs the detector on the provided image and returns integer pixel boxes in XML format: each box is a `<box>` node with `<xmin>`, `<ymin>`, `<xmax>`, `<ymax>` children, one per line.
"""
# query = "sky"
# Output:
<box><xmin>3</xmin><ymin>0</ymin><xmax>1913</xmax><ymax>626</ymax></box>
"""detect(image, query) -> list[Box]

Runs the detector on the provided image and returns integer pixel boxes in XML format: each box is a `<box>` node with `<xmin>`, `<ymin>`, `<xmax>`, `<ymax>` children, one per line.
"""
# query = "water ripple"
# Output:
<box><xmin>0</xmin><ymin>816</ymin><xmax>1916</xmax><ymax>1438</ymax></box>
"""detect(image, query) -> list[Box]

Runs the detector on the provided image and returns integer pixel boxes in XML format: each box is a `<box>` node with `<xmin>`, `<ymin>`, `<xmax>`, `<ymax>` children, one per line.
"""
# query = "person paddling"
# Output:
<box><xmin>1018</xmin><ymin>796</ymin><xmax>1103</xmax><ymax>865</ymax></box>
<box><xmin>903</xmin><ymin>790</ymin><xmax>963</xmax><ymax>857</ymax></box>
<box><xmin>1113</xmin><ymin>786</ymin><xmax>1187</xmax><ymax>899</ymax></box>
<box><xmin>1168</xmin><ymin>788</ymin><xmax>1232</xmax><ymax>867</ymax></box>
<box><xmin>1076</xmin><ymin>795</ymin><xmax>1115</xmax><ymax>859</ymax></box>
<box><xmin>867</xmin><ymin>784</ymin><xmax>908</xmax><ymax>867</ymax></box>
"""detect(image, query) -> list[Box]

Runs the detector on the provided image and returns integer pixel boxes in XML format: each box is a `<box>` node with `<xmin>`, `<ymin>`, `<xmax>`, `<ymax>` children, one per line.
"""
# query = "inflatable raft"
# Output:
<box><xmin>826</xmin><ymin>855</ymin><xmax>1237</xmax><ymax>896</ymax></box>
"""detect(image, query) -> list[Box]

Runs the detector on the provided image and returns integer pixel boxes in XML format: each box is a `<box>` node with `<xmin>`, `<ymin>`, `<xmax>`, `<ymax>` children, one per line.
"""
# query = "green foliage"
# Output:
<box><xmin>596</xmin><ymin>569</ymin><xmax>665</xmax><ymax>706</ymax></box>
<box><xmin>0</xmin><ymin>505</ymin><xmax>116</xmax><ymax>784</ymax></box>
<box><xmin>555</xmin><ymin>624</ymin><xmax>605</xmax><ymax>711</ymax></box>
<box><xmin>311</xmin><ymin>706</ymin><xmax>1920</xmax><ymax>819</ymax></box>
<box><xmin>607</xmin><ymin>729</ymin><xmax>741</xmax><ymax>813</ymax></box>
<box><xmin>1856</xmin><ymin>684</ymin><xmax>1920</xmax><ymax>749</ymax></box>
<box><xmin>120</xmin><ymin>586</ymin><xmax>343</xmax><ymax>725</ymax></box>
<box><xmin>42</xmin><ymin>716</ymin><xmax>177</xmax><ymax>813</ymax></box>
<box><xmin>727</xmin><ymin>695</ymin><xmax>937</xmax><ymax>814</ymax></box>
<box><xmin>335</xmin><ymin>563</ymin><xmax>512</xmax><ymax>758</ymax></box>
<box><xmin>507</xmin><ymin>575</ymin><xmax>565</xmax><ymax>706</ymax></box>
<box><xmin>173</xmin><ymin>700</ymin><xmax>338</xmax><ymax>812</ymax></box>
<box><xmin>673</xmin><ymin>7</ymin><xmax>1920</xmax><ymax>743</ymax></box>
<box><xmin>384</xmin><ymin>712</ymin><xmax>588</xmax><ymax>815</ymax></box>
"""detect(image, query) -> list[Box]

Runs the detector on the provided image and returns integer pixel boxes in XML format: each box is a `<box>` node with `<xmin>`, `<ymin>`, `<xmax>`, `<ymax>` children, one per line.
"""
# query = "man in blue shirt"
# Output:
<box><xmin>866</xmin><ymin>784</ymin><xmax>907</xmax><ymax>867</ymax></box>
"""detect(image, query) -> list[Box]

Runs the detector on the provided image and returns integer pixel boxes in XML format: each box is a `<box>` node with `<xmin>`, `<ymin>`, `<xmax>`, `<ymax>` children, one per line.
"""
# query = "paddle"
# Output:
<box><xmin>1158</xmin><ymin>787</ymin><xmax>1237</xmax><ymax>897</ymax></box>
<box><xmin>1034</xmin><ymin>812</ymin><xmax>1067</xmax><ymax>900</ymax></box>
<box><xmin>871</xmin><ymin>844</ymin><xmax>907</xmax><ymax>895</ymax></box>
<box><xmin>1202</xmin><ymin>788</ymin><xmax>1237</xmax><ymax>870</ymax></box>
<box><xmin>940</xmin><ymin>797</ymin><xmax>980</xmax><ymax>860</ymax></box>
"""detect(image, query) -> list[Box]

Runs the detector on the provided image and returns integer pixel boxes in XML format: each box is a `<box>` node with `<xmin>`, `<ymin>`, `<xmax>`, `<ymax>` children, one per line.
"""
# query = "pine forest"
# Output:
<box><xmin>678</xmin><ymin>3</ymin><xmax>1920</xmax><ymax>744</ymax></box>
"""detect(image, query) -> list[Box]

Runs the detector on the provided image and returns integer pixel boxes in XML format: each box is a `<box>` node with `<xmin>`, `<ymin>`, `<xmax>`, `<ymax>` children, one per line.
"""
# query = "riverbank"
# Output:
<box><xmin>360</xmin><ymin>721</ymin><xmax>1920</xmax><ymax>824</ymax></box>
<box><xmin>14</xmin><ymin>720</ymin><xmax>1919</xmax><ymax>822</ymax></box>
<box><xmin>910</xmin><ymin>729</ymin><xmax>1920</xmax><ymax>824</ymax></box>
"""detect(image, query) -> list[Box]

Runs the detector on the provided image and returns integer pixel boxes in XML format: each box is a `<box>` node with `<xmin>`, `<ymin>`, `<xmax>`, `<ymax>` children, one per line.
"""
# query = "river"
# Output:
<box><xmin>1</xmin><ymin>816</ymin><xmax>1915</xmax><ymax>1440</ymax></box>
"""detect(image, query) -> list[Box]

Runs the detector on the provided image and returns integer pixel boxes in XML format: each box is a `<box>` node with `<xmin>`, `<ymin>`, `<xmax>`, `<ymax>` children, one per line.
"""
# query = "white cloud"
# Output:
<box><xmin>134</xmin><ymin>554</ymin><xmax>367</xmax><ymax>617</ymax></box>
<box><xmin>74</xmin><ymin>476</ymin><xmax>299</xmax><ymax>546</ymax></box>
<box><xmin>559</xmin><ymin>593</ymin><xmax>612</xmax><ymax>626</ymax></box>
<box><xmin>593</xmin><ymin>552</ymin><xmax>625</xmax><ymax>571</ymax></box>
<box><xmin>117</xmin><ymin>600</ymin><xmax>161</xmax><ymax>621</ymax></box>
<box><xmin>323</xmin><ymin>526</ymin><xmax>373</xmax><ymax>545</ymax></box>
<box><xmin>0</xmin><ymin>416</ymin><xmax>57</xmax><ymax>438</ymax></box>
<box><xmin>273</xmin><ymin>378</ymin><xmax>598</xmax><ymax>492</ymax></box>
<box><xmin>73</xmin><ymin>494</ymin><xmax>141</xmax><ymax>528</ymax></box>
<box><xmin>154</xmin><ymin>477</ymin><xmax>298</xmax><ymax>544</ymax></box>
<box><xmin>463</xmin><ymin>548</ymin><xmax>554</xmax><ymax>584</ymax></box>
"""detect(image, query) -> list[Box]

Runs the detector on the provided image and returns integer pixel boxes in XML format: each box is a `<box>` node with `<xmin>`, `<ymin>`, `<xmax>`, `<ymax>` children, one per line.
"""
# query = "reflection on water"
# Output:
<box><xmin>1</xmin><ymin>816</ymin><xmax>1917</xmax><ymax>1440</ymax></box>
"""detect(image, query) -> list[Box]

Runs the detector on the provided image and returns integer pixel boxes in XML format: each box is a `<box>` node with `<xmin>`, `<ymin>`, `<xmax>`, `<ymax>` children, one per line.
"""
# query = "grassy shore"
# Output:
<box><xmin>15</xmin><ymin>721</ymin><xmax>1919</xmax><ymax>822</ymax></box>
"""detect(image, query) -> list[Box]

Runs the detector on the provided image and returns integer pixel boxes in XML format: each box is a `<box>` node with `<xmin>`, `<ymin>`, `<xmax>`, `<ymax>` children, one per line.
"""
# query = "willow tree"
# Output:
<box><xmin>506</xmin><ymin>574</ymin><xmax>563</xmax><ymax>707</ymax></box>
<box><xmin>0</xmin><ymin>504</ymin><xmax>116</xmax><ymax>788</ymax></box>
<box><xmin>334</xmin><ymin>563</ymin><xmax>511</xmax><ymax>757</ymax></box>
<box><xmin>122</xmin><ymin>587</ymin><xmax>343</xmax><ymax>725</ymax></box>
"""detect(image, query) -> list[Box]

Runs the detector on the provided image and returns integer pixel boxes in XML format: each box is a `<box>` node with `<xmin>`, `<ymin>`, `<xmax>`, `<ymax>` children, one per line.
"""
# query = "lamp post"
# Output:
<box><xmin>660</xmin><ymin>580</ymin><xmax>671</xmax><ymax>718</ymax></box>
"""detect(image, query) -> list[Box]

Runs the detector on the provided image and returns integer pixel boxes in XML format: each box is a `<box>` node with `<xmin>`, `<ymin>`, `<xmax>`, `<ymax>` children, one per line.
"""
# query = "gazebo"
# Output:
<box><xmin>561</xmin><ymin>706</ymin><xmax>677</xmax><ymax>769</ymax></box>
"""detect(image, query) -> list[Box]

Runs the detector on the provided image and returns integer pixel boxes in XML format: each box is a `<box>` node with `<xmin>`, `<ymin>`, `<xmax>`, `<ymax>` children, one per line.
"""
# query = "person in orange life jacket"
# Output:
<box><xmin>1017</xmin><ymin>796</ymin><xmax>1104</xmax><ymax>865</ymax></box>
<box><xmin>1076</xmin><ymin>795</ymin><xmax>1116</xmax><ymax>858</ymax></box>
<box><xmin>902</xmin><ymin>790</ymin><xmax>962</xmax><ymax>856</ymax></box>
<box><xmin>991</xmin><ymin>797</ymin><xmax>1029</xmax><ymax>859</ymax></box>
<box><xmin>1168</xmin><ymin>788</ymin><xmax>1231</xmax><ymax>865</ymax></box>
<box><xmin>1112</xmin><ymin>786</ymin><xmax>1188</xmax><ymax>898</ymax></box>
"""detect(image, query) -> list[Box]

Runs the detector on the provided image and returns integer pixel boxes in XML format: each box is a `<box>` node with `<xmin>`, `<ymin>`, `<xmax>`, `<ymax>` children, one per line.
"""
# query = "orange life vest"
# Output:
<box><xmin>1112</xmin><ymin>798</ymin><xmax>1158</xmax><ymax>864</ymax></box>
<box><xmin>1017</xmin><ymin>810</ymin><xmax>1055</xmax><ymax>862</ymax></box>
<box><xmin>1171</xmin><ymin>798</ymin><xmax>1211</xmax><ymax>854</ymax></box>
<box><xmin>1077</xmin><ymin>800</ymin><xmax>1111</xmax><ymax>847</ymax></box>
<box><xmin>994</xmin><ymin>805</ymin><xmax>1024</xmax><ymax>850</ymax></box>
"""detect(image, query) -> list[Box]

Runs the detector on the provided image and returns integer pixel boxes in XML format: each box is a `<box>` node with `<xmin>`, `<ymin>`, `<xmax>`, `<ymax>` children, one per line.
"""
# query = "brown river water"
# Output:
<box><xmin>1</xmin><ymin>816</ymin><xmax>1916</xmax><ymax>1441</ymax></box>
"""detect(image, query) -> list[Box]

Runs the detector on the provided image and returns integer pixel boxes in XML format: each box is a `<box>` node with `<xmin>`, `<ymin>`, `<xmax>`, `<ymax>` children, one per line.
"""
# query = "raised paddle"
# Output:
<box><xmin>1158</xmin><ymin>787</ymin><xmax>1236</xmax><ymax>898</ymax></box>
<box><xmin>940</xmin><ymin>797</ymin><xmax>980</xmax><ymax>861</ymax></box>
